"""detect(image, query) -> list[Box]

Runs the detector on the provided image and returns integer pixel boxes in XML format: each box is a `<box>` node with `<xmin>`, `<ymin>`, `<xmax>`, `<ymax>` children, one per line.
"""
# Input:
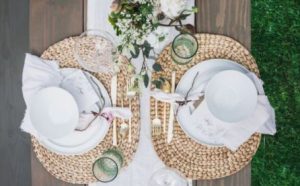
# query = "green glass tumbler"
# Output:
<box><xmin>171</xmin><ymin>33</ymin><xmax>198</xmax><ymax>65</ymax></box>
<box><xmin>92</xmin><ymin>147</ymin><xmax>124</xmax><ymax>182</ymax></box>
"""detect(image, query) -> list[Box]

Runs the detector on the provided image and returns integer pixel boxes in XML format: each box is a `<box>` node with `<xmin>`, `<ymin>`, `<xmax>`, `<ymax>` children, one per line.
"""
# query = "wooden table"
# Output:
<box><xmin>0</xmin><ymin>0</ymin><xmax>251</xmax><ymax>185</ymax></box>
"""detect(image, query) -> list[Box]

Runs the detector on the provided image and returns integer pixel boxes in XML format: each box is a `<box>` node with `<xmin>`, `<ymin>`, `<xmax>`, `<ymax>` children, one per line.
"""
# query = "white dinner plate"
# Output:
<box><xmin>205</xmin><ymin>70</ymin><xmax>257</xmax><ymax>122</ymax></box>
<box><xmin>175</xmin><ymin>59</ymin><xmax>254</xmax><ymax>146</ymax></box>
<box><xmin>37</xmin><ymin>68</ymin><xmax>111</xmax><ymax>155</ymax></box>
<box><xmin>29</xmin><ymin>87</ymin><xmax>79</xmax><ymax>139</ymax></box>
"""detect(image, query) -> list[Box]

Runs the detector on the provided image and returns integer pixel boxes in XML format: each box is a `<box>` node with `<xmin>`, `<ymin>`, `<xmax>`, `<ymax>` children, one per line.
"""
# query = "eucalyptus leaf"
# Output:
<box><xmin>153</xmin><ymin>63</ymin><xmax>162</xmax><ymax>72</ymax></box>
<box><xmin>143</xmin><ymin>73</ymin><xmax>149</xmax><ymax>87</ymax></box>
<box><xmin>158</xmin><ymin>36</ymin><xmax>165</xmax><ymax>42</ymax></box>
<box><xmin>152</xmin><ymin>80</ymin><xmax>162</xmax><ymax>89</ymax></box>
<box><xmin>130</xmin><ymin>45</ymin><xmax>140</xmax><ymax>58</ymax></box>
<box><xmin>192</xmin><ymin>7</ymin><xmax>198</xmax><ymax>13</ymax></box>
<box><xmin>178</xmin><ymin>13</ymin><xmax>191</xmax><ymax>20</ymax></box>
<box><xmin>159</xmin><ymin>77</ymin><xmax>166</xmax><ymax>82</ymax></box>
<box><xmin>117</xmin><ymin>45</ymin><xmax>123</xmax><ymax>52</ymax></box>
<box><xmin>142</xmin><ymin>41</ymin><xmax>153</xmax><ymax>58</ymax></box>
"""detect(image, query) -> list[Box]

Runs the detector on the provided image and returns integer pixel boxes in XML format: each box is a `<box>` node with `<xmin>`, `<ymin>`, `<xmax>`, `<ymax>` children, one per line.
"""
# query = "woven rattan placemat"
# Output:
<box><xmin>31</xmin><ymin>37</ymin><xmax>140</xmax><ymax>184</ymax></box>
<box><xmin>150</xmin><ymin>34</ymin><xmax>261</xmax><ymax>180</ymax></box>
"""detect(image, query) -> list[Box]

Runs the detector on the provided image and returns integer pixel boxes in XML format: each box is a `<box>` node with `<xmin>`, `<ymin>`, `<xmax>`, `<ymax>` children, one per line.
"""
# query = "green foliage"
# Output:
<box><xmin>143</xmin><ymin>73</ymin><xmax>149</xmax><ymax>87</ymax></box>
<box><xmin>152</xmin><ymin>79</ymin><xmax>163</xmax><ymax>89</ymax></box>
<box><xmin>142</xmin><ymin>41</ymin><xmax>153</xmax><ymax>58</ymax></box>
<box><xmin>108</xmin><ymin>12</ymin><xmax>122</xmax><ymax>36</ymax></box>
<box><xmin>251</xmin><ymin>0</ymin><xmax>300</xmax><ymax>185</ymax></box>
<box><xmin>153</xmin><ymin>63</ymin><xmax>162</xmax><ymax>72</ymax></box>
<box><xmin>152</xmin><ymin>77</ymin><xmax>166</xmax><ymax>89</ymax></box>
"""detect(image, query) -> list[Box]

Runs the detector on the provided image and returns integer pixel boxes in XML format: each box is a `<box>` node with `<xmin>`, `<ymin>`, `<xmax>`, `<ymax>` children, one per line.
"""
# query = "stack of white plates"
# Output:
<box><xmin>175</xmin><ymin>59</ymin><xmax>258</xmax><ymax>146</ymax></box>
<box><xmin>30</xmin><ymin>69</ymin><xmax>111</xmax><ymax>155</ymax></box>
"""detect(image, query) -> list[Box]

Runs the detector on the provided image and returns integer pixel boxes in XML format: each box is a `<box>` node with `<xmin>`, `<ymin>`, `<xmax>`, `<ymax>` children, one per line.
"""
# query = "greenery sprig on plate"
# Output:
<box><xmin>108</xmin><ymin>0</ymin><xmax>197</xmax><ymax>91</ymax></box>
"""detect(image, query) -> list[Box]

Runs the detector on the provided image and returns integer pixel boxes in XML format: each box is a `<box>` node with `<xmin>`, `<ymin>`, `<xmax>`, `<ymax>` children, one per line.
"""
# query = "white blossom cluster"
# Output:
<box><xmin>116</xmin><ymin>3</ymin><xmax>156</xmax><ymax>55</ymax></box>
<box><xmin>112</xmin><ymin>0</ymin><xmax>189</xmax><ymax>56</ymax></box>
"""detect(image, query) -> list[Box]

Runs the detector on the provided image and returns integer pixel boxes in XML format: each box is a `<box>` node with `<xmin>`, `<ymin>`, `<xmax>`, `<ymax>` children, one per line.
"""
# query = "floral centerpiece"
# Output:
<box><xmin>109</xmin><ymin>0</ymin><xmax>197</xmax><ymax>90</ymax></box>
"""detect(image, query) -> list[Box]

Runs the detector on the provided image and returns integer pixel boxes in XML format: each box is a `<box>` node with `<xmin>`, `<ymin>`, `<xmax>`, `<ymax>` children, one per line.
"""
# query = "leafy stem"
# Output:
<box><xmin>158</xmin><ymin>23</ymin><xmax>181</xmax><ymax>27</ymax></box>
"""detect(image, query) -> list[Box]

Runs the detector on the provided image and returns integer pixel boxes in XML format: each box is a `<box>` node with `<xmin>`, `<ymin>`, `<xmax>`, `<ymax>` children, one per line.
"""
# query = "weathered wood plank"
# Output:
<box><xmin>30</xmin><ymin>0</ymin><xmax>86</xmax><ymax>55</ymax></box>
<box><xmin>194</xmin><ymin>165</ymin><xmax>251</xmax><ymax>186</ymax></box>
<box><xmin>195</xmin><ymin>0</ymin><xmax>251</xmax><ymax>185</ymax></box>
<box><xmin>30</xmin><ymin>0</ymin><xmax>86</xmax><ymax>185</ymax></box>
<box><xmin>196</xmin><ymin>0</ymin><xmax>251</xmax><ymax>49</ymax></box>
<box><xmin>0</xmin><ymin>0</ymin><xmax>31</xmax><ymax>185</ymax></box>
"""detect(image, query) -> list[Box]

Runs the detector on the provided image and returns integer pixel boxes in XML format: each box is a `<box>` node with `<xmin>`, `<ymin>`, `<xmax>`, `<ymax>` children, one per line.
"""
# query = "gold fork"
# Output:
<box><xmin>152</xmin><ymin>98</ymin><xmax>162</xmax><ymax>136</ymax></box>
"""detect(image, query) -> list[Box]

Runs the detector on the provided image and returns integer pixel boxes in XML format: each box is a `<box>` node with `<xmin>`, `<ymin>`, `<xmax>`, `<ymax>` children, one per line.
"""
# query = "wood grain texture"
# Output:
<box><xmin>195</xmin><ymin>0</ymin><xmax>251</xmax><ymax>185</ymax></box>
<box><xmin>30</xmin><ymin>0</ymin><xmax>86</xmax><ymax>55</ymax></box>
<box><xmin>30</xmin><ymin>0</ymin><xmax>86</xmax><ymax>185</ymax></box>
<box><xmin>196</xmin><ymin>0</ymin><xmax>251</xmax><ymax>49</ymax></box>
<box><xmin>0</xmin><ymin>0</ymin><xmax>31</xmax><ymax>185</ymax></box>
<box><xmin>194</xmin><ymin>165</ymin><xmax>251</xmax><ymax>186</ymax></box>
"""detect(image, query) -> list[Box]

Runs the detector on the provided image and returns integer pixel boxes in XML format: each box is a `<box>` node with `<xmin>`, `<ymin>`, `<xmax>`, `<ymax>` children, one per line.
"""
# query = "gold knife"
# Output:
<box><xmin>167</xmin><ymin>71</ymin><xmax>176</xmax><ymax>143</ymax></box>
<box><xmin>111</xmin><ymin>74</ymin><xmax>118</xmax><ymax>146</ymax></box>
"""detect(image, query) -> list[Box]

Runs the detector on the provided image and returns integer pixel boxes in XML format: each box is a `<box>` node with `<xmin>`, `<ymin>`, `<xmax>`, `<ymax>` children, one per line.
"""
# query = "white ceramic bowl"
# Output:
<box><xmin>29</xmin><ymin>87</ymin><xmax>79</xmax><ymax>139</ymax></box>
<box><xmin>205</xmin><ymin>70</ymin><xmax>257</xmax><ymax>122</ymax></box>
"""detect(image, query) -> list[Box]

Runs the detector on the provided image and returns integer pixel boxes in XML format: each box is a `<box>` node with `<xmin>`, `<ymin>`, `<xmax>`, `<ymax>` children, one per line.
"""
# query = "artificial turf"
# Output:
<box><xmin>251</xmin><ymin>0</ymin><xmax>300</xmax><ymax>185</ymax></box>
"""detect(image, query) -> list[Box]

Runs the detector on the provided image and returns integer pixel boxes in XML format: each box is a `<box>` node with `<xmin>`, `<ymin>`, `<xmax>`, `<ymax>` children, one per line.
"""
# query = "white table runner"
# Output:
<box><xmin>88</xmin><ymin>0</ymin><xmax>194</xmax><ymax>185</ymax></box>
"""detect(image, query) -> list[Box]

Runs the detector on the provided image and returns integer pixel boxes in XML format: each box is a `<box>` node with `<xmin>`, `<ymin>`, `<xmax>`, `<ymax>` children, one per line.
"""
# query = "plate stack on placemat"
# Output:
<box><xmin>150</xmin><ymin>34</ymin><xmax>261</xmax><ymax>180</ymax></box>
<box><xmin>31</xmin><ymin>37</ymin><xmax>140</xmax><ymax>184</ymax></box>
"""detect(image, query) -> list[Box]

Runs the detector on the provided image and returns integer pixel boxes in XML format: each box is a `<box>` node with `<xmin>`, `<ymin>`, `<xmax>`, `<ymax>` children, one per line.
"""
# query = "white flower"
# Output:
<box><xmin>160</xmin><ymin>0</ymin><xmax>188</xmax><ymax>19</ymax></box>
<box><xmin>147</xmin><ymin>27</ymin><xmax>170</xmax><ymax>51</ymax></box>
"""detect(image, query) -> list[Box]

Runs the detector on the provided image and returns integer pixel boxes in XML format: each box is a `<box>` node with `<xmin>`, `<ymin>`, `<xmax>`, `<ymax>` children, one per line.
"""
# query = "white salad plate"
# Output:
<box><xmin>37</xmin><ymin>68</ymin><xmax>111</xmax><ymax>155</ymax></box>
<box><xmin>205</xmin><ymin>70</ymin><xmax>257</xmax><ymax>122</ymax></box>
<box><xmin>29</xmin><ymin>87</ymin><xmax>79</xmax><ymax>139</ymax></box>
<box><xmin>175</xmin><ymin>59</ymin><xmax>257</xmax><ymax>146</ymax></box>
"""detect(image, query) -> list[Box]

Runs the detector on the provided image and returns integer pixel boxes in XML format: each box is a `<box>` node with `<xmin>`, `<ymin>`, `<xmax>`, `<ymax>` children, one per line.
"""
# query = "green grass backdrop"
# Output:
<box><xmin>251</xmin><ymin>0</ymin><xmax>300</xmax><ymax>185</ymax></box>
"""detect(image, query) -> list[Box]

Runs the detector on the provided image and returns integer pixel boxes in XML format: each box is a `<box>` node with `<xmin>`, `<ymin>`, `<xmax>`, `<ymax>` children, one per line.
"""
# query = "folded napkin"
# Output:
<box><xmin>151</xmin><ymin>71</ymin><xmax>276</xmax><ymax>151</ymax></box>
<box><xmin>185</xmin><ymin>96</ymin><xmax>273</xmax><ymax>151</ymax></box>
<box><xmin>21</xmin><ymin>53</ymin><xmax>131</xmax><ymax>139</ymax></box>
<box><xmin>151</xmin><ymin>88</ymin><xmax>204</xmax><ymax>104</ymax></box>
<box><xmin>77</xmin><ymin>106</ymin><xmax>132</xmax><ymax>131</ymax></box>
<box><xmin>60</xmin><ymin>70</ymin><xmax>100</xmax><ymax>113</ymax></box>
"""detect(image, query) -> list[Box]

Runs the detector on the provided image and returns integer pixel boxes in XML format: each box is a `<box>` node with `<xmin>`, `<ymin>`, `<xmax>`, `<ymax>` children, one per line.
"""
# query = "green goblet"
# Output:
<box><xmin>92</xmin><ymin>147</ymin><xmax>124</xmax><ymax>182</ymax></box>
<box><xmin>171</xmin><ymin>33</ymin><xmax>198</xmax><ymax>65</ymax></box>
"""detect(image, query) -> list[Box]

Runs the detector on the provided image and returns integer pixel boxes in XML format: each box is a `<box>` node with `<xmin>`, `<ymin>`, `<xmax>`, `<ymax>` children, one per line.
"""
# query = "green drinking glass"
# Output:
<box><xmin>171</xmin><ymin>33</ymin><xmax>198</xmax><ymax>65</ymax></box>
<box><xmin>92</xmin><ymin>147</ymin><xmax>124</xmax><ymax>182</ymax></box>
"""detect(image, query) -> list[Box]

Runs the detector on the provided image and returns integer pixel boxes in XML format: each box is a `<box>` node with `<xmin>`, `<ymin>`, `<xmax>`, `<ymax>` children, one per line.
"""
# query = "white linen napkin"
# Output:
<box><xmin>189</xmin><ymin>97</ymin><xmax>273</xmax><ymax>151</ymax></box>
<box><xmin>22</xmin><ymin>53</ymin><xmax>62</xmax><ymax>105</ymax></box>
<box><xmin>247</xmin><ymin>72</ymin><xmax>276</xmax><ymax>135</ymax></box>
<box><xmin>21</xmin><ymin>53</ymin><xmax>132</xmax><ymax>139</ymax></box>
<box><xmin>151</xmin><ymin>71</ymin><xmax>276</xmax><ymax>151</ymax></box>
<box><xmin>60</xmin><ymin>70</ymin><xmax>100</xmax><ymax>113</ymax></box>
<box><xmin>150</xmin><ymin>88</ymin><xmax>204</xmax><ymax>104</ymax></box>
